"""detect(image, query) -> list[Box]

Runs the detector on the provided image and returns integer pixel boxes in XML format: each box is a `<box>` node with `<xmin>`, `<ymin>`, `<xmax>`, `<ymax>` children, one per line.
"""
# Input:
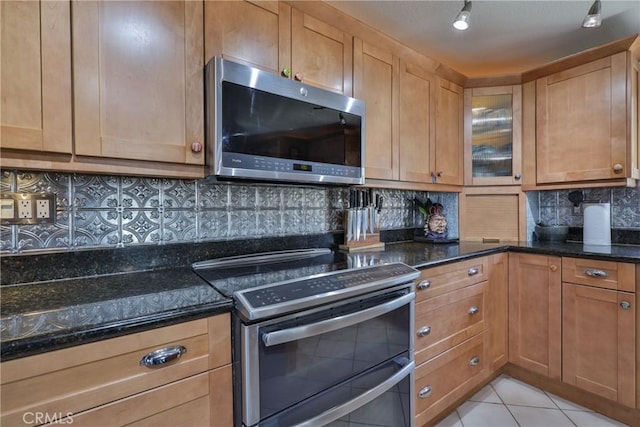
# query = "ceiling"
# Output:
<box><xmin>325</xmin><ymin>0</ymin><xmax>640</xmax><ymax>78</ymax></box>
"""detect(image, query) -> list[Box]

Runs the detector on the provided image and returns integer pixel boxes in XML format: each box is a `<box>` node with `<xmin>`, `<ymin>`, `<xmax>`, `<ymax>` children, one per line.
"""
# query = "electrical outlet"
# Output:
<box><xmin>18</xmin><ymin>199</ymin><xmax>33</xmax><ymax>219</ymax></box>
<box><xmin>37</xmin><ymin>199</ymin><xmax>50</xmax><ymax>219</ymax></box>
<box><xmin>0</xmin><ymin>192</ymin><xmax>56</xmax><ymax>224</ymax></box>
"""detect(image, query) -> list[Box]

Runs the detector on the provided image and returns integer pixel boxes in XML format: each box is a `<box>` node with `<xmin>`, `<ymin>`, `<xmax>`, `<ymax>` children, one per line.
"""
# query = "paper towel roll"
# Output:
<box><xmin>583</xmin><ymin>203</ymin><xmax>611</xmax><ymax>246</ymax></box>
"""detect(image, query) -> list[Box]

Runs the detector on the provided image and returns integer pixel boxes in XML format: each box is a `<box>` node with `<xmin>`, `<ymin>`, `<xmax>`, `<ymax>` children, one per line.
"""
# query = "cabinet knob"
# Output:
<box><xmin>437</xmin><ymin>171</ymin><xmax>443</xmax><ymax>177</ymax></box>
<box><xmin>468</xmin><ymin>267</ymin><xmax>479</xmax><ymax>276</ymax></box>
<box><xmin>620</xmin><ymin>301</ymin><xmax>631</xmax><ymax>310</ymax></box>
<box><xmin>469</xmin><ymin>355</ymin><xmax>480</xmax><ymax>366</ymax></box>
<box><xmin>468</xmin><ymin>306</ymin><xmax>480</xmax><ymax>315</ymax></box>
<box><xmin>294</xmin><ymin>72</ymin><xmax>304</xmax><ymax>82</ymax></box>
<box><xmin>417</xmin><ymin>280</ymin><xmax>431</xmax><ymax>290</ymax></box>
<box><xmin>140</xmin><ymin>345</ymin><xmax>187</xmax><ymax>367</ymax></box>
<box><xmin>514</xmin><ymin>173</ymin><xmax>522</xmax><ymax>180</ymax></box>
<box><xmin>612</xmin><ymin>163</ymin><xmax>623</xmax><ymax>173</ymax></box>
<box><xmin>418</xmin><ymin>385</ymin><xmax>432</xmax><ymax>398</ymax></box>
<box><xmin>281</xmin><ymin>67</ymin><xmax>292</xmax><ymax>78</ymax></box>
<box><xmin>191</xmin><ymin>141</ymin><xmax>203</xmax><ymax>153</ymax></box>
<box><xmin>417</xmin><ymin>326</ymin><xmax>432</xmax><ymax>337</ymax></box>
<box><xmin>550</xmin><ymin>265</ymin><xmax>558</xmax><ymax>272</ymax></box>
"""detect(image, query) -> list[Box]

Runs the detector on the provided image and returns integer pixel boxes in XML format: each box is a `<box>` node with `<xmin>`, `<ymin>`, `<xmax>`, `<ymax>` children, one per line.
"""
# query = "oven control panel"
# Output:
<box><xmin>234</xmin><ymin>262</ymin><xmax>419</xmax><ymax>321</ymax></box>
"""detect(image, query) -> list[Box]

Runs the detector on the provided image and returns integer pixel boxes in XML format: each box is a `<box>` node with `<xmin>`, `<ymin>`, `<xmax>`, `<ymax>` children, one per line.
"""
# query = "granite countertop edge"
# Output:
<box><xmin>1</xmin><ymin>299</ymin><xmax>233</xmax><ymax>361</ymax></box>
<box><xmin>2</xmin><ymin>240</ymin><xmax>638</xmax><ymax>361</ymax></box>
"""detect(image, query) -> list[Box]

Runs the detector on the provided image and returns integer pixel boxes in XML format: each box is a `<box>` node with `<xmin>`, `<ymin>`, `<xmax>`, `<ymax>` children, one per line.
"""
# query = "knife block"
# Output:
<box><xmin>339</xmin><ymin>211</ymin><xmax>385</xmax><ymax>252</ymax></box>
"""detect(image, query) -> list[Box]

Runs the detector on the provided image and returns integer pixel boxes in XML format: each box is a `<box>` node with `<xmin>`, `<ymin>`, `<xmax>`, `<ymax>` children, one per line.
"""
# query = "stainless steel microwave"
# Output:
<box><xmin>205</xmin><ymin>57</ymin><xmax>365</xmax><ymax>185</ymax></box>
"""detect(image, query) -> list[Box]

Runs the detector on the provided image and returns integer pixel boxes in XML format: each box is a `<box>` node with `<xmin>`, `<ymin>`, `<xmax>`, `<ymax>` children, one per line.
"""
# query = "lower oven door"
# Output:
<box><xmin>265</xmin><ymin>355</ymin><xmax>415</xmax><ymax>427</ymax></box>
<box><xmin>240</xmin><ymin>285</ymin><xmax>415</xmax><ymax>427</ymax></box>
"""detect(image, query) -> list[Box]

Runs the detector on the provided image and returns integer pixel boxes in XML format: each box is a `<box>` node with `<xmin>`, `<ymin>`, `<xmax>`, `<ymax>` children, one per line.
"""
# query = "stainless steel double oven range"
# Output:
<box><xmin>193</xmin><ymin>249</ymin><xmax>419</xmax><ymax>427</ymax></box>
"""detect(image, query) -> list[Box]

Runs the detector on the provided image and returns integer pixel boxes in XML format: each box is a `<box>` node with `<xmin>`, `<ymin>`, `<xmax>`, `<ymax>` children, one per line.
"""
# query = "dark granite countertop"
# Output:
<box><xmin>1</xmin><ymin>235</ymin><xmax>638</xmax><ymax>361</ymax></box>
<box><xmin>1</xmin><ymin>268</ymin><xmax>232</xmax><ymax>361</ymax></box>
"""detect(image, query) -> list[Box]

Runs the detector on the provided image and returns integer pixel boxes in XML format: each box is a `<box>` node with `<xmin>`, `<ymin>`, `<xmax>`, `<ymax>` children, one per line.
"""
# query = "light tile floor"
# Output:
<box><xmin>434</xmin><ymin>375</ymin><xmax>629</xmax><ymax>427</ymax></box>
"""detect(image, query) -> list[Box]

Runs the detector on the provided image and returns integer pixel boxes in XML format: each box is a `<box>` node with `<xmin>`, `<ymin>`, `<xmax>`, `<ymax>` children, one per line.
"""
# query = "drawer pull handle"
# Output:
<box><xmin>620</xmin><ymin>301</ymin><xmax>631</xmax><ymax>310</ymax></box>
<box><xmin>417</xmin><ymin>280</ymin><xmax>431</xmax><ymax>290</ymax></box>
<box><xmin>418</xmin><ymin>385</ymin><xmax>432</xmax><ymax>398</ymax></box>
<box><xmin>468</xmin><ymin>306</ymin><xmax>479</xmax><ymax>315</ymax></box>
<box><xmin>140</xmin><ymin>345</ymin><xmax>187</xmax><ymax>367</ymax></box>
<box><xmin>584</xmin><ymin>269</ymin><xmax>608</xmax><ymax>278</ymax></box>
<box><xmin>417</xmin><ymin>326</ymin><xmax>432</xmax><ymax>337</ymax></box>
<box><xmin>469</xmin><ymin>356</ymin><xmax>480</xmax><ymax>366</ymax></box>
<box><xmin>468</xmin><ymin>267</ymin><xmax>479</xmax><ymax>276</ymax></box>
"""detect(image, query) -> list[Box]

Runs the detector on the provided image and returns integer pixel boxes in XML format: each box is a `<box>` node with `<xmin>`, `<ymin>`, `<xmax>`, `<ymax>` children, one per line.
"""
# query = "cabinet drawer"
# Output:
<box><xmin>1</xmin><ymin>317</ymin><xmax>223</xmax><ymax>427</ymax></box>
<box><xmin>415</xmin><ymin>334</ymin><xmax>486</xmax><ymax>426</ymax></box>
<box><xmin>57</xmin><ymin>372</ymin><xmax>211</xmax><ymax>427</ymax></box>
<box><xmin>562</xmin><ymin>257</ymin><xmax>636</xmax><ymax>292</ymax></box>
<box><xmin>415</xmin><ymin>282</ymin><xmax>486</xmax><ymax>365</ymax></box>
<box><xmin>416</xmin><ymin>257</ymin><xmax>488</xmax><ymax>302</ymax></box>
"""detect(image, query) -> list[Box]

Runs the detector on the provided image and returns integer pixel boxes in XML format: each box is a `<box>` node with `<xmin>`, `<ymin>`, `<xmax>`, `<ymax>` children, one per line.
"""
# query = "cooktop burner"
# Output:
<box><xmin>192</xmin><ymin>249</ymin><xmax>419</xmax><ymax>321</ymax></box>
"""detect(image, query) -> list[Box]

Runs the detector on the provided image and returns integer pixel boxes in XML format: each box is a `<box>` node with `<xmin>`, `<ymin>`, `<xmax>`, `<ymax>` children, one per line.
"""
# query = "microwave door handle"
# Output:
<box><xmin>292</xmin><ymin>360</ymin><xmax>415</xmax><ymax>427</ymax></box>
<box><xmin>261</xmin><ymin>292</ymin><xmax>415</xmax><ymax>347</ymax></box>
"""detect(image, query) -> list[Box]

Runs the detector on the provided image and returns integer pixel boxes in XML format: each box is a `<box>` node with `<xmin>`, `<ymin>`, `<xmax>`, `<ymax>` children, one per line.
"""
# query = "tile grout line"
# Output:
<box><xmin>542</xmin><ymin>389</ymin><xmax>579</xmax><ymax>427</ymax></box>
<box><xmin>489</xmin><ymin>380</ymin><xmax>522</xmax><ymax>427</ymax></box>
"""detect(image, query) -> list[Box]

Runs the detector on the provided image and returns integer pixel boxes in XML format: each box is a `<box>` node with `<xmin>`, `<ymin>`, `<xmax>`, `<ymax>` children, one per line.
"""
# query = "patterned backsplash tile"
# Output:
<box><xmin>531</xmin><ymin>186</ymin><xmax>640</xmax><ymax>242</ymax></box>
<box><xmin>1</xmin><ymin>170</ymin><xmax>459</xmax><ymax>253</ymax></box>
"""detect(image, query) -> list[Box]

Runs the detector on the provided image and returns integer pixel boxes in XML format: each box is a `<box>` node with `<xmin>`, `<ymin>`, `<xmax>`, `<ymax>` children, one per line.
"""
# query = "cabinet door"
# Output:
<box><xmin>464</xmin><ymin>85</ymin><xmax>522</xmax><ymax>186</ymax></box>
<box><xmin>290</xmin><ymin>8</ymin><xmax>352</xmax><ymax>95</ymax></box>
<box><xmin>488</xmin><ymin>252</ymin><xmax>508</xmax><ymax>370</ymax></box>
<box><xmin>508</xmin><ymin>253</ymin><xmax>562</xmax><ymax>378</ymax></box>
<box><xmin>354</xmin><ymin>39</ymin><xmax>398</xmax><ymax>180</ymax></box>
<box><xmin>0</xmin><ymin>0</ymin><xmax>72</xmax><ymax>153</ymax></box>
<box><xmin>563</xmin><ymin>283</ymin><xmax>635</xmax><ymax>407</ymax></box>
<box><xmin>73</xmin><ymin>0</ymin><xmax>204</xmax><ymax>166</ymax></box>
<box><xmin>399</xmin><ymin>61</ymin><xmax>435</xmax><ymax>183</ymax></box>
<box><xmin>204</xmin><ymin>0</ymin><xmax>288</xmax><ymax>75</ymax></box>
<box><xmin>537</xmin><ymin>53</ymin><xmax>627</xmax><ymax>183</ymax></box>
<box><xmin>434</xmin><ymin>78</ymin><xmax>464</xmax><ymax>185</ymax></box>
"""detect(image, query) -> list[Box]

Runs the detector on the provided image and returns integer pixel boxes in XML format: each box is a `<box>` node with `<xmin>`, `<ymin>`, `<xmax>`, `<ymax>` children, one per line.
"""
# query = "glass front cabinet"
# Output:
<box><xmin>464</xmin><ymin>85</ymin><xmax>522</xmax><ymax>185</ymax></box>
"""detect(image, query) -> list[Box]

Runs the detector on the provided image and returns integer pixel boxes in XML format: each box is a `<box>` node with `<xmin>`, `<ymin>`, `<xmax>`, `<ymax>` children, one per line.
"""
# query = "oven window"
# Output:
<box><xmin>257</xmin><ymin>290</ymin><xmax>411</xmax><ymax>421</ymax></box>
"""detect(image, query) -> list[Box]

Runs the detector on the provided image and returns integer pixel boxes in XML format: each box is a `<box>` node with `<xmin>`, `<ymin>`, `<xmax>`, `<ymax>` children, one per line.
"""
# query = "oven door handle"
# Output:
<box><xmin>292</xmin><ymin>359</ymin><xmax>415</xmax><ymax>427</ymax></box>
<box><xmin>261</xmin><ymin>292</ymin><xmax>414</xmax><ymax>347</ymax></box>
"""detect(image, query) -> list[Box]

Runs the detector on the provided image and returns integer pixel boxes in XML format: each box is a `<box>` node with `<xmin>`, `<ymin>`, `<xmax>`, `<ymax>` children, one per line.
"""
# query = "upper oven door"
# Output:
<box><xmin>241</xmin><ymin>285</ymin><xmax>415</xmax><ymax>426</ymax></box>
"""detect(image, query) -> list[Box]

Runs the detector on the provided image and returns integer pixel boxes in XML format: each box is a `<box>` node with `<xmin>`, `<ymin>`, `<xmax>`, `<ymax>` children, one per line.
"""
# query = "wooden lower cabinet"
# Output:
<box><xmin>415</xmin><ymin>334</ymin><xmax>486</xmax><ymax>426</ymax></box>
<box><xmin>415</xmin><ymin>281</ymin><xmax>486</xmax><ymax>365</ymax></box>
<box><xmin>414</xmin><ymin>255</ymin><xmax>505</xmax><ymax>426</ymax></box>
<box><xmin>508</xmin><ymin>253</ymin><xmax>562</xmax><ymax>379</ymax></box>
<box><xmin>487</xmin><ymin>253</ymin><xmax>508</xmax><ymax>370</ymax></box>
<box><xmin>563</xmin><ymin>283</ymin><xmax>636</xmax><ymax>408</ymax></box>
<box><xmin>0</xmin><ymin>314</ymin><xmax>232</xmax><ymax>427</ymax></box>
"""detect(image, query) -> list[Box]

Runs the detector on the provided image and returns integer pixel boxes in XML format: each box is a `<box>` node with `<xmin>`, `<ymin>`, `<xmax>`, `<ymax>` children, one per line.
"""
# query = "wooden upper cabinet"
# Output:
<box><xmin>536</xmin><ymin>52</ymin><xmax>629</xmax><ymax>184</ymax></box>
<box><xmin>204</xmin><ymin>2</ymin><xmax>352</xmax><ymax>96</ymax></box>
<box><xmin>354</xmin><ymin>39</ymin><xmax>398</xmax><ymax>181</ymax></box>
<box><xmin>290</xmin><ymin>8</ymin><xmax>352</xmax><ymax>95</ymax></box>
<box><xmin>0</xmin><ymin>0</ymin><xmax>72</xmax><ymax>154</ymax></box>
<box><xmin>464</xmin><ymin>85</ymin><xmax>522</xmax><ymax>186</ymax></box>
<box><xmin>399</xmin><ymin>61</ymin><xmax>435</xmax><ymax>183</ymax></box>
<box><xmin>434</xmin><ymin>78</ymin><xmax>464</xmax><ymax>185</ymax></box>
<box><xmin>204</xmin><ymin>1</ymin><xmax>287</xmax><ymax>74</ymax></box>
<box><xmin>508</xmin><ymin>253</ymin><xmax>562</xmax><ymax>379</ymax></box>
<box><xmin>73</xmin><ymin>0</ymin><xmax>204</xmax><ymax>166</ymax></box>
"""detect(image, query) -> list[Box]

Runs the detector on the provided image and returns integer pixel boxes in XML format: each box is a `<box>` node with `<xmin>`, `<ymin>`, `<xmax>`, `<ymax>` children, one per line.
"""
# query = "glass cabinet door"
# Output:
<box><xmin>464</xmin><ymin>86</ymin><xmax>522</xmax><ymax>185</ymax></box>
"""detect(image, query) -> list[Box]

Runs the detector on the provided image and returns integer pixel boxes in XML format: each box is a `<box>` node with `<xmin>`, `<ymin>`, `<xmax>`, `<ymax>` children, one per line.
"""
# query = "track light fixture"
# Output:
<box><xmin>453</xmin><ymin>0</ymin><xmax>472</xmax><ymax>31</ymax></box>
<box><xmin>582</xmin><ymin>0</ymin><xmax>602</xmax><ymax>28</ymax></box>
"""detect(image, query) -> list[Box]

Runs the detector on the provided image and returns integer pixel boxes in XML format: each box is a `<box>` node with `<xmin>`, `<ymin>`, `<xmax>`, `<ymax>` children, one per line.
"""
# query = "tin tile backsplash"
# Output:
<box><xmin>0</xmin><ymin>171</ymin><xmax>458</xmax><ymax>253</ymax></box>
<box><xmin>535</xmin><ymin>187</ymin><xmax>640</xmax><ymax>229</ymax></box>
